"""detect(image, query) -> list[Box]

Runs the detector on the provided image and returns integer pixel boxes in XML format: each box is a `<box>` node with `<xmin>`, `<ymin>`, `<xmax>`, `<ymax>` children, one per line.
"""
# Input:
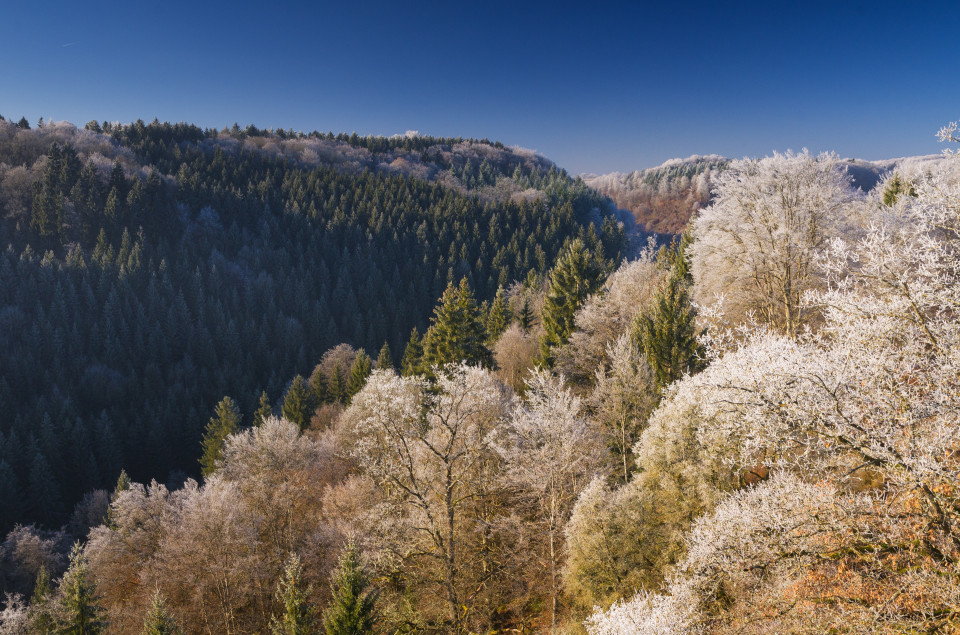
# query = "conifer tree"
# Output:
<box><xmin>141</xmin><ymin>590</ymin><xmax>182</xmax><ymax>635</ymax></box>
<box><xmin>422</xmin><ymin>278</ymin><xmax>494</xmax><ymax>369</ymax></box>
<box><xmin>375</xmin><ymin>342</ymin><xmax>393</xmax><ymax>371</ymax></box>
<box><xmin>633</xmin><ymin>273</ymin><xmax>702</xmax><ymax>392</ymax></box>
<box><xmin>199</xmin><ymin>396</ymin><xmax>240</xmax><ymax>476</ymax></box>
<box><xmin>254</xmin><ymin>390</ymin><xmax>273</xmax><ymax>427</ymax></box>
<box><xmin>517</xmin><ymin>298</ymin><xmax>534</xmax><ymax>332</ymax></box>
<box><xmin>346</xmin><ymin>350</ymin><xmax>372</xmax><ymax>404</ymax></box>
<box><xmin>270</xmin><ymin>554</ymin><xmax>318</xmax><ymax>635</ymax></box>
<box><xmin>57</xmin><ymin>542</ymin><xmax>107</xmax><ymax>634</ymax></box>
<box><xmin>107</xmin><ymin>469</ymin><xmax>132</xmax><ymax>529</ymax></box>
<box><xmin>28</xmin><ymin>452</ymin><xmax>63</xmax><ymax>525</ymax></box>
<box><xmin>282</xmin><ymin>375</ymin><xmax>317</xmax><ymax>431</ymax></box>
<box><xmin>400</xmin><ymin>328</ymin><xmax>423</xmax><ymax>377</ymax></box>
<box><xmin>310</xmin><ymin>370</ymin><xmax>331</xmax><ymax>405</ymax></box>
<box><xmin>321</xmin><ymin>541</ymin><xmax>378</xmax><ymax>635</ymax></box>
<box><xmin>485</xmin><ymin>286</ymin><xmax>511</xmax><ymax>342</ymax></box>
<box><xmin>329</xmin><ymin>365</ymin><xmax>347</xmax><ymax>404</ymax></box>
<box><xmin>539</xmin><ymin>239</ymin><xmax>607</xmax><ymax>365</ymax></box>
<box><xmin>30</xmin><ymin>565</ymin><xmax>55</xmax><ymax>633</ymax></box>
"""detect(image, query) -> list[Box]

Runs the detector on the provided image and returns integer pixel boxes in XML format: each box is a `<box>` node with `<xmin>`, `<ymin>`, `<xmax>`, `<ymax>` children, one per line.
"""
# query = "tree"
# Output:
<box><xmin>633</xmin><ymin>273</ymin><xmax>702</xmax><ymax>392</ymax></box>
<box><xmin>341</xmin><ymin>365</ymin><xmax>512</xmax><ymax>633</ymax></box>
<box><xmin>199</xmin><ymin>396</ymin><xmax>240</xmax><ymax>477</ymax></box>
<box><xmin>282</xmin><ymin>375</ymin><xmax>317</xmax><ymax>431</ymax></box>
<box><xmin>345</xmin><ymin>350</ymin><xmax>372</xmax><ymax>404</ymax></box>
<box><xmin>498</xmin><ymin>370</ymin><xmax>603</xmax><ymax>634</ymax></box>
<box><xmin>517</xmin><ymin>298</ymin><xmax>533</xmax><ymax>332</ymax></box>
<box><xmin>540</xmin><ymin>239</ymin><xmax>607</xmax><ymax>365</ymax></box>
<box><xmin>375</xmin><ymin>342</ymin><xmax>393</xmax><ymax>371</ymax></box>
<box><xmin>141</xmin><ymin>590</ymin><xmax>182</xmax><ymax>635</ymax></box>
<box><xmin>270</xmin><ymin>554</ymin><xmax>318</xmax><ymax>635</ymax></box>
<box><xmin>57</xmin><ymin>542</ymin><xmax>107</xmax><ymax>634</ymax></box>
<box><xmin>688</xmin><ymin>150</ymin><xmax>859</xmax><ymax>338</ymax></box>
<box><xmin>422</xmin><ymin>278</ymin><xmax>494</xmax><ymax>369</ymax></box>
<box><xmin>485</xmin><ymin>286</ymin><xmax>511</xmax><ymax>342</ymax></box>
<box><xmin>16</xmin><ymin>117</ymin><xmax>29</xmax><ymax>129</ymax></box>
<box><xmin>329</xmin><ymin>365</ymin><xmax>346</xmax><ymax>404</ymax></box>
<box><xmin>29</xmin><ymin>565</ymin><xmax>56</xmax><ymax>633</ymax></box>
<box><xmin>254</xmin><ymin>390</ymin><xmax>273</xmax><ymax>427</ymax></box>
<box><xmin>321</xmin><ymin>541</ymin><xmax>377</xmax><ymax>635</ymax></box>
<box><xmin>400</xmin><ymin>328</ymin><xmax>423</xmax><ymax>376</ymax></box>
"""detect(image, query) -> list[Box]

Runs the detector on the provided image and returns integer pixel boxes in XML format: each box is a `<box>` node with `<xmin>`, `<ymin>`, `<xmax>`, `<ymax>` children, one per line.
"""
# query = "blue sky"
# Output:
<box><xmin>2</xmin><ymin>0</ymin><xmax>958</xmax><ymax>174</ymax></box>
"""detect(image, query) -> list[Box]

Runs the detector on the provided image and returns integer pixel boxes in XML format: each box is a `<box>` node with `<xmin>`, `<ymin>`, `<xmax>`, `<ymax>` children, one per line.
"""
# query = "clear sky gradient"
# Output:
<box><xmin>1</xmin><ymin>0</ymin><xmax>958</xmax><ymax>174</ymax></box>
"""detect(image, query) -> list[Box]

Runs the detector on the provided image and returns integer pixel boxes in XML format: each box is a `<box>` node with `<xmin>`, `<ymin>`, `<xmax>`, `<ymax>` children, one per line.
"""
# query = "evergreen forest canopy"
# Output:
<box><xmin>0</xmin><ymin>116</ymin><xmax>627</xmax><ymax>534</ymax></box>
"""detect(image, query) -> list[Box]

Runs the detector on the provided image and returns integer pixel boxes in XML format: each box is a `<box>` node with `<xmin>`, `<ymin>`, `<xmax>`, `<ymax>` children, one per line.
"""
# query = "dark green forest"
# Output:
<box><xmin>0</xmin><ymin>117</ymin><xmax>626</xmax><ymax>533</ymax></box>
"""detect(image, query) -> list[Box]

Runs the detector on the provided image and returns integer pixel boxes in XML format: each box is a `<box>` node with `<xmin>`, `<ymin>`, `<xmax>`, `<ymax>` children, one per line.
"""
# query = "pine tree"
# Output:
<box><xmin>375</xmin><ymin>342</ymin><xmax>393</xmax><ymax>371</ymax></box>
<box><xmin>270</xmin><ymin>554</ymin><xmax>318</xmax><ymax>635</ymax></box>
<box><xmin>400</xmin><ymin>328</ymin><xmax>423</xmax><ymax>377</ymax></box>
<box><xmin>345</xmin><ymin>350</ymin><xmax>372</xmax><ymax>403</ymax></box>
<box><xmin>57</xmin><ymin>542</ymin><xmax>107</xmax><ymax>634</ymax></box>
<box><xmin>17</xmin><ymin>116</ymin><xmax>29</xmax><ymax>129</ymax></box>
<box><xmin>310</xmin><ymin>370</ymin><xmax>331</xmax><ymax>405</ymax></box>
<box><xmin>517</xmin><ymin>297</ymin><xmax>534</xmax><ymax>332</ymax></box>
<box><xmin>485</xmin><ymin>286</ymin><xmax>511</xmax><ymax>342</ymax></box>
<box><xmin>141</xmin><ymin>590</ymin><xmax>182</xmax><ymax>635</ymax></box>
<box><xmin>199</xmin><ymin>396</ymin><xmax>240</xmax><ymax>477</ymax></box>
<box><xmin>254</xmin><ymin>390</ymin><xmax>273</xmax><ymax>427</ymax></box>
<box><xmin>329</xmin><ymin>365</ymin><xmax>346</xmax><ymax>404</ymax></box>
<box><xmin>282</xmin><ymin>375</ymin><xmax>317</xmax><ymax>431</ymax></box>
<box><xmin>107</xmin><ymin>469</ymin><xmax>132</xmax><ymax>529</ymax></box>
<box><xmin>422</xmin><ymin>278</ymin><xmax>494</xmax><ymax>369</ymax></box>
<box><xmin>633</xmin><ymin>273</ymin><xmax>702</xmax><ymax>392</ymax></box>
<box><xmin>539</xmin><ymin>238</ymin><xmax>607</xmax><ymax>365</ymax></box>
<box><xmin>321</xmin><ymin>541</ymin><xmax>378</xmax><ymax>635</ymax></box>
<box><xmin>30</xmin><ymin>565</ymin><xmax>56</xmax><ymax>633</ymax></box>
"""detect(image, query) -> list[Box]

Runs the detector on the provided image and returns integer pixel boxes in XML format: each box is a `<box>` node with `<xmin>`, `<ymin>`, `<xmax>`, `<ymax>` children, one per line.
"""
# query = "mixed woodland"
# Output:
<box><xmin>2</xmin><ymin>114</ymin><xmax>960</xmax><ymax>634</ymax></box>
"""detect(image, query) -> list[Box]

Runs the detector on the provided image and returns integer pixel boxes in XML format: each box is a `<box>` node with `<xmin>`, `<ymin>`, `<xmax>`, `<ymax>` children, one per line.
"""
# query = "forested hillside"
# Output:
<box><xmin>0</xmin><ymin>117</ymin><xmax>626</xmax><ymax>534</ymax></box>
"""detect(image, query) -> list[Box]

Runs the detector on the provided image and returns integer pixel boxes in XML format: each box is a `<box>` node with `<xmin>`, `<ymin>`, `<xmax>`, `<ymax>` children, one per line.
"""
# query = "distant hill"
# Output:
<box><xmin>586</xmin><ymin>152</ymin><xmax>957</xmax><ymax>236</ymax></box>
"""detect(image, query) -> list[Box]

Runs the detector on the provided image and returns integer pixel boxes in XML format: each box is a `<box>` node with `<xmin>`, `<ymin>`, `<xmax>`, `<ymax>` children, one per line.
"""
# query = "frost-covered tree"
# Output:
<box><xmin>140</xmin><ymin>590</ymin><xmax>182</xmax><ymax>635</ymax></box>
<box><xmin>689</xmin><ymin>150</ymin><xmax>860</xmax><ymax>337</ymax></box>
<box><xmin>340</xmin><ymin>365</ymin><xmax>512</xmax><ymax>633</ymax></box>
<box><xmin>498</xmin><ymin>370</ymin><xmax>603</xmax><ymax>633</ymax></box>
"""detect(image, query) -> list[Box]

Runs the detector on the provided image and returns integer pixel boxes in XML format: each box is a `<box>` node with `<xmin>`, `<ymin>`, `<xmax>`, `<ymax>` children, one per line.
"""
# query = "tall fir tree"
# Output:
<box><xmin>632</xmin><ymin>272</ymin><xmax>702</xmax><ymax>392</ymax></box>
<box><xmin>485</xmin><ymin>286</ymin><xmax>512</xmax><ymax>343</ymax></box>
<box><xmin>270</xmin><ymin>554</ymin><xmax>318</xmax><ymax>635</ymax></box>
<box><xmin>57</xmin><ymin>542</ymin><xmax>108</xmax><ymax>635</ymax></box>
<box><xmin>254</xmin><ymin>390</ymin><xmax>273</xmax><ymax>427</ymax></box>
<box><xmin>517</xmin><ymin>297</ymin><xmax>534</xmax><ymax>332</ymax></box>
<box><xmin>329</xmin><ymin>365</ymin><xmax>347</xmax><ymax>404</ymax></box>
<box><xmin>30</xmin><ymin>565</ymin><xmax>56</xmax><ymax>634</ymax></box>
<box><xmin>539</xmin><ymin>238</ymin><xmax>608</xmax><ymax>365</ymax></box>
<box><xmin>310</xmin><ymin>370</ymin><xmax>331</xmax><ymax>405</ymax></box>
<box><xmin>375</xmin><ymin>342</ymin><xmax>393</xmax><ymax>371</ymax></box>
<box><xmin>346</xmin><ymin>350</ymin><xmax>372</xmax><ymax>403</ymax></box>
<box><xmin>199</xmin><ymin>396</ymin><xmax>240</xmax><ymax>477</ymax></box>
<box><xmin>141</xmin><ymin>590</ymin><xmax>182</xmax><ymax>635</ymax></box>
<box><xmin>321</xmin><ymin>541</ymin><xmax>378</xmax><ymax>635</ymax></box>
<box><xmin>282</xmin><ymin>375</ymin><xmax>317</xmax><ymax>431</ymax></box>
<box><xmin>422</xmin><ymin>278</ymin><xmax>494</xmax><ymax>369</ymax></box>
<box><xmin>400</xmin><ymin>328</ymin><xmax>423</xmax><ymax>377</ymax></box>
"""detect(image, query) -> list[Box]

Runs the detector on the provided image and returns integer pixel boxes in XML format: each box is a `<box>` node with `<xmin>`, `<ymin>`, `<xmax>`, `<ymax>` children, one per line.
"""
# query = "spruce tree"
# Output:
<box><xmin>539</xmin><ymin>238</ymin><xmax>607</xmax><ymax>365</ymax></box>
<box><xmin>345</xmin><ymin>350</ymin><xmax>372</xmax><ymax>403</ymax></box>
<box><xmin>30</xmin><ymin>565</ymin><xmax>56</xmax><ymax>633</ymax></box>
<box><xmin>254</xmin><ymin>390</ymin><xmax>273</xmax><ymax>427</ymax></box>
<box><xmin>400</xmin><ymin>328</ymin><xmax>423</xmax><ymax>377</ymax></box>
<box><xmin>321</xmin><ymin>541</ymin><xmax>378</xmax><ymax>635</ymax></box>
<box><xmin>310</xmin><ymin>370</ymin><xmax>331</xmax><ymax>405</ymax></box>
<box><xmin>199</xmin><ymin>396</ymin><xmax>240</xmax><ymax>477</ymax></box>
<box><xmin>375</xmin><ymin>342</ymin><xmax>393</xmax><ymax>371</ymax></box>
<box><xmin>517</xmin><ymin>297</ymin><xmax>533</xmax><ymax>332</ymax></box>
<box><xmin>422</xmin><ymin>278</ymin><xmax>494</xmax><ymax>369</ymax></box>
<box><xmin>282</xmin><ymin>375</ymin><xmax>317</xmax><ymax>431</ymax></box>
<box><xmin>270</xmin><ymin>554</ymin><xmax>318</xmax><ymax>635</ymax></box>
<box><xmin>329</xmin><ymin>365</ymin><xmax>347</xmax><ymax>404</ymax></box>
<box><xmin>633</xmin><ymin>273</ymin><xmax>702</xmax><ymax>392</ymax></box>
<box><xmin>141</xmin><ymin>590</ymin><xmax>182</xmax><ymax>635</ymax></box>
<box><xmin>485</xmin><ymin>286</ymin><xmax>511</xmax><ymax>343</ymax></box>
<box><xmin>57</xmin><ymin>542</ymin><xmax>107</xmax><ymax>634</ymax></box>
